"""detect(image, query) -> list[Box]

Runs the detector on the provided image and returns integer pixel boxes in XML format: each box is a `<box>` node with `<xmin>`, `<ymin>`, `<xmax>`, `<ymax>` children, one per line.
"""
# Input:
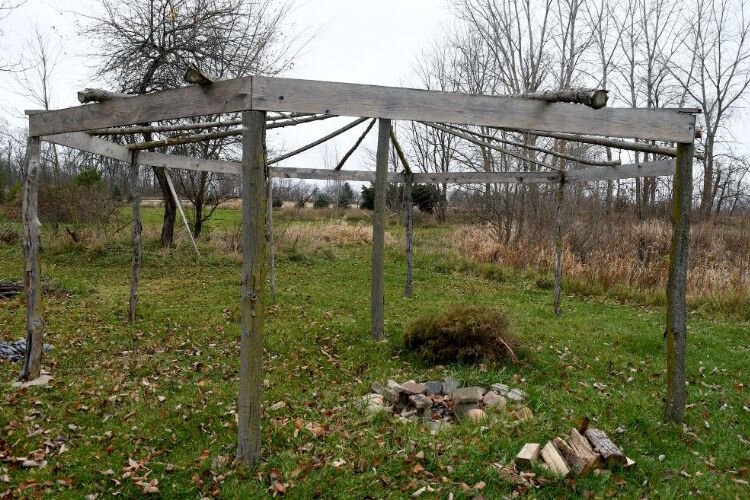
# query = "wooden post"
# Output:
<box><xmin>665</xmin><ymin>142</ymin><xmax>694</xmax><ymax>423</ymax></box>
<box><xmin>237</xmin><ymin>110</ymin><xmax>268</xmax><ymax>467</ymax></box>
<box><xmin>371</xmin><ymin>118</ymin><xmax>391</xmax><ymax>340</ymax></box>
<box><xmin>553</xmin><ymin>179</ymin><xmax>565</xmax><ymax>317</ymax></box>
<box><xmin>20</xmin><ymin>136</ymin><xmax>44</xmax><ymax>381</ymax></box>
<box><xmin>128</xmin><ymin>152</ymin><xmax>142</xmax><ymax>323</ymax></box>
<box><xmin>404</xmin><ymin>173</ymin><xmax>414</xmax><ymax>298</ymax></box>
<box><xmin>267</xmin><ymin>177</ymin><xmax>276</xmax><ymax>303</ymax></box>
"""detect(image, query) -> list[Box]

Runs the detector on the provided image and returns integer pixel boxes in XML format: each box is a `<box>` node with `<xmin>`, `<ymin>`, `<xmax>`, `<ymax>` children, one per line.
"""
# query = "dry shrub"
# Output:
<box><xmin>404</xmin><ymin>305</ymin><xmax>520</xmax><ymax>365</ymax></box>
<box><xmin>451</xmin><ymin>215</ymin><xmax>750</xmax><ymax>302</ymax></box>
<box><xmin>0</xmin><ymin>224</ymin><xmax>19</xmax><ymax>246</ymax></box>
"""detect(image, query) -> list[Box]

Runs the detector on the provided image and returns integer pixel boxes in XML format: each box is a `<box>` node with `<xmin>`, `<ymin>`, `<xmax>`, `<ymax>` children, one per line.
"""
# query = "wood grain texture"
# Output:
<box><xmin>371</xmin><ymin>119</ymin><xmax>391</xmax><ymax>341</ymax></box>
<box><xmin>584</xmin><ymin>428</ymin><xmax>626</xmax><ymax>467</ymax></box>
<box><xmin>541</xmin><ymin>441</ymin><xmax>571</xmax><ymax>477</ymax></box>
<box><xmin>515</xmin><ymin>443</ymin><xmax>541</xmax><ymax>468</ymax></box>
<box><xmin>128</xmin><ymin>153</ymin><xmax>142</xmax><ymax>323</ymax></box>
<box><xmin>237</xmin><ymin>111</ymin><xmax>268</xmax><ymax>468</ymax></box>
<box><xmin>32</xmin><ymin>75</ymin><xmax>696</xmax><ymax>142</ymax></box>
<box><xmin>20</xmin><ymin>137</ymin><xmax>44</xmax><ymax>382</ymax></box>
<box><xmin>566</xmin><ymin>160</ymin><xmax>675</xmax><ymax>183</ymax></box>
<box><xmin>412</xmin><ymin>171</ymin><xmax>561</xmax><ymax>184</ymax></box>
<box><xmin>665</xmin><ymin>144</ymin><xmax>693</xmax><ymax>424</ymax></box>
<box><xmin>252</xmin><ymin>76</ymin><xmax>696</xmax><ymax>142</ymax></box>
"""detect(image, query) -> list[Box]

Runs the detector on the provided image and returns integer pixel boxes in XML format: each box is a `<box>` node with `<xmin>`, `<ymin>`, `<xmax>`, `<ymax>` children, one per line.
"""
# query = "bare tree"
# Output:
<box><xmin>0</xmin><ymin>1</ymin><xmax>25</xmax><ymax>71</ymax></box>
<box><xmin>670</xmin><ymin>0</ymin><xmax>750</xmax><ymax>218</ymax></box>
<box><xmin>85</xmin><ymin>0</ymin><xmax>296</xmax><ymax>246</ymax></box>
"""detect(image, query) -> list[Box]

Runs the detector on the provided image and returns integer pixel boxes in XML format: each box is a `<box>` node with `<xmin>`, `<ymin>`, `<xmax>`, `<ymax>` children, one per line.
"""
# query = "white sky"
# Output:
<box><xmin>0</xmin><ymin>0</ymin><xmax>452</xmax><ymax>173</ymax></box>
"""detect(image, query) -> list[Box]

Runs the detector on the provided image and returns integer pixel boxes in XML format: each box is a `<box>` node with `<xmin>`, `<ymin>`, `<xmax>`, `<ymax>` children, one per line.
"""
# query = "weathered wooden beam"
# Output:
<box><xmin>423</xmin><ymin>121</ymin><xmax>556</xmax><ymax>171</ymax></box>
<box><xmin>267</xmin><ymin>179</ymin><xmax>276</xmax><ymax>304</ymax></box>
<box><xmin>164</xmin><ymin>168</ymin><xmax>200</xmax><ymax>255</ymax></box>
<box><xmin>237</xmin><ymin>110</ymin><xmax>268</xmax><ymax>468</ymax></box>
<box><xmin>94</xmin><ymin>114</ymin><xmax>331</xmax><ymax>138</ymax></box>
<box><xmin>19</xmin><ymin>137</ymin><xmax>44</xmax><ymax>382</ymax></box>
<box><xmin>412</xmin><ymin>171</ymin><xmax>561</xmax><ymax>184</ymax></box>
<box><xmin>335</xmin><ymin>119</ymin><xmax>376</xmax><ymax>171</ymax></box>
<box><xmin>40</xmin><ymin>133</ymin><xmax>680</xmax><ymax>185</ymax></box>
<box><xmin>498</xmin><ymin>128</ymin><xmax>705</xmax><ymax>161</ymax></box>
<box><xmin>404</xmin><ymin>173</ymin><xmax>414</xmax><ymax>299</ymax></box>
<box><xmin>268</xmin><ymin>117</ymin><xmax>369</xmax><ymax>164</ymax></box>
<box><xmin>566</xmin><ymin>160</ymin><xmax>675</xmax><ymax>183</ymax></box>
<box><xmin>30</xmin><ymin>76</ymin><xmax>696</xmax><ymax>143</ymax></box>
<box><xmin>520</xmin><ymin>88</ymin><xmax>609</xmax><ymax>109</ymax></box>
<box><xmin>390</xmin><ymin>130</ymin><xmax>413</xmax><ymax>174</ymax></box>
<box><xmin>372</xmin><ymin>119</ymin><xmax>390</xmax><ymax>341</ymax></box>
<box><xmin>445</xmin><ymin>124</ymin><xmax>621</xmax><ymax>167</ymax></box>
<box><xmin>129</xmin><ymin>152</ymin><xmax>142</xmax><ymax>323</ymax></box>
<box><xmin>665</xmin><ymin>142</ymin><xmax>693</xmax><ymax>424</ymax></box>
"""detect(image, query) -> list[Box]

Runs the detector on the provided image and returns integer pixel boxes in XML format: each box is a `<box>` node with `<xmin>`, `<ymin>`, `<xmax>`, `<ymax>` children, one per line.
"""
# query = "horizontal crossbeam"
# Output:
<box><xmin>42</xmin><ymin>132</ymin><xmax>676</xmax><ymax>185</ymax></box>
<box><xmin>30</xmin><ymin>76</ymin><xmax>696</xmax><ymax>143</ymax></box>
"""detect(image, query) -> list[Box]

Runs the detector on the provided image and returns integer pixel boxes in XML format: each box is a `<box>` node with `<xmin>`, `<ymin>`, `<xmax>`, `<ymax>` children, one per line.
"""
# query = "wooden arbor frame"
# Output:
<box><xmin>22</xmin><ymin>75</ymin><xmax>697</xmax><ymax>466</ymax></box>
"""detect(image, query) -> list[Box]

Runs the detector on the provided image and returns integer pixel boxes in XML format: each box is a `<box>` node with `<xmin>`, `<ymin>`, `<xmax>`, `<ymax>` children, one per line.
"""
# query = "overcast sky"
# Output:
<box><xmin>0</xmin><ymin>0</ymin><xmax>452</xmax><ymax>172</ymax></box>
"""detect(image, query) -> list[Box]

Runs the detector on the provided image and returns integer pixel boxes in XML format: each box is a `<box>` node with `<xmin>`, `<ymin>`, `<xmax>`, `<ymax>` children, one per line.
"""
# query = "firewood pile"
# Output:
<box><xmin>508</xmin><ymin>424</ymin><xmax>634</xmax><ymax>483</ymax></box>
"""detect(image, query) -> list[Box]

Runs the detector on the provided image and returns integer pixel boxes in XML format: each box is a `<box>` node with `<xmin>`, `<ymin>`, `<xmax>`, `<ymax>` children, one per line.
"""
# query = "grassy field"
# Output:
<box><xmin>1</xmin><ymin>207</ymin><xmax>748</xmax><ymax>498</ymax></box>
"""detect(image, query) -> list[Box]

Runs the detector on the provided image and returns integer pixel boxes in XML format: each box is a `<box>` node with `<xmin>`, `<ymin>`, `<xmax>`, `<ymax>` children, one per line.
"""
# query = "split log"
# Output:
<box><xmin>20</xmin><ymin>137</ymin><xmax>44</xmax><ymax>381</ymax></box>
<box><xmin>540</xmin><ymin>441</ymin><xmax>570</xmax><ymax>477</ymax></box>
<box><xmin>553</xmin><ymin>437</ymin><xmax>597</xmax><ymax>476</ymax></box>
<box><xmin>335</xmin><ymin>119</ymin><xmax>376</xmax><ymax>171</ymax></box>
<box><xmin>269</xmin><ymin>117</ymin><xmax>368</xmax><ymax>165</ymax></box>
<box><xmin>568</xmin><ymin>429</ymin><xmax>603</xmax><ymax>470</ymax></box>
<box><xmin>515</xmin><ymin>443</ymin><xmax>541</xmax><ymax>469</ymax></box>
<box><xmin>183</xmin><ymin>66</ymin><xmax>217</xmax><ymax>85</ymax></box>
<box><xmin>77</xmin><ymin>88</ymin><xmax>132</xmax><ymax>104</ymax></box>
<box><xmin>584</xmin><ymin>428</ymin><xmax>626</xmax><ymax>467</ymax></box>
<box><xmin>520</xmin><ymin>88</ymin><xmax>609</xmax><ymax>109</ymax></box>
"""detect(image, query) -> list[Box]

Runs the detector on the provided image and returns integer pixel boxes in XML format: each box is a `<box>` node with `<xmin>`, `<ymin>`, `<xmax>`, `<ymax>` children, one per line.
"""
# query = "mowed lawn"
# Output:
<box><xmin>1</xmin><ymin>208</ymin><xmax>748</xmax><ymax>498</ymax></box>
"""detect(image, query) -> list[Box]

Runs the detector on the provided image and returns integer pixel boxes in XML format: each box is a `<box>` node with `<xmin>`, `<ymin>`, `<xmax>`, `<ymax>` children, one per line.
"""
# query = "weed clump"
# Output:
<box><xmin>404</xmin><ymin>305</ymin><xmax>520</xmax><ymax>365</ymax></box>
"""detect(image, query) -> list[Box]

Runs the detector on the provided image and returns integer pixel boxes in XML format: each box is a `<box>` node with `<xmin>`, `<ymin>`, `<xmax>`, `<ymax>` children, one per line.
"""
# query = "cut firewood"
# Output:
<box><xmin>585</xmin><ymin>428</ymin><xmax>626</xmax><ymax>467</ymax></box>
<box><xmin>540</xmin><ymin>441</ymin><xmax>570</xmax><ymax>477</ymax></box>
<box><xmin>569</xmin><ymin>428</ymin><xmax>604</xmax><ymax>470</ymax></box>
<box><xmin>515</xmin><ymin>443</ymin><xmax>541</xmax><ymax>469</ymax></box>
<box><xmin>553</xmin><ymin>437</ymin><xmax>597</xmax><ymax>476</ymax></box>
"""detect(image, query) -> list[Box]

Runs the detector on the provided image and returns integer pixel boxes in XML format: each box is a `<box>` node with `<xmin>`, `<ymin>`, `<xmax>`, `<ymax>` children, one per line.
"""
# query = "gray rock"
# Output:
<box><xmin>409</xmin><ymin>393</ymin><xmax>431</xmax><ymax>410</ymax></box>
<box><xmin>371</xmin><ymin>381</ymin><xmax>385</xmax><ymax>395</ymax></box>
<box><xmin>491</xmin><ymin>383</ymin><xmax>510</xmax><ymax>396</ymax></box>
<box><xmin>482</xmin><ymin>391</ymin><xmax>507</xmax><ymax>409</ymax></box>
<box><xmin>442</xmin><ymin>376</ymin><xmax>461</xmax><ymax>395</ymax></box>
<box><xmin>454</xmin><ymin>402</ymin><xmax>479</xmax><ymax>418</ymax></box>
<box><xmin>451</xmin><ymin>386</ymin><xmax>485</xmax><ymax>404</ymax></box>
<box><xmin>507</xmin><ymin>388</ymin><xmax>525</xmax><ymax>403</ymax></box>
<box><xmin>425</xmin><ymin>381</ymin><xmax>443</xmax><ymax>395</ymax></box>
<box><xmin>382</xmin><ymin>388</ymin><xmax>400</xmax><ymax>403</ymax></box>
<box><xmin>426</xmin><ymin>420</ymin><xmax>449</xmax><ymax>435</ymax></box>
<box><xmin>387</xmin><ymin>379</ymin><xmax>403</xmax><ymax>391</ymax></box>
<box><xmin>401</xmin><ymin>381</ymin><xmax>428</xmax><ymax>395</ymax></box>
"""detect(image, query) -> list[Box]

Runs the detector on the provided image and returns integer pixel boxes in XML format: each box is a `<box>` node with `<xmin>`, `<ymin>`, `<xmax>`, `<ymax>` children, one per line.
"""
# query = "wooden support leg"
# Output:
<box><xmin>20</xmin><ymin>136</ymin><xmax>44</xmax><ymax>381</ymax></box>
<box><xmin>372</xmin><ymin>118</ymin><xmax>391</xmax><ymax>340</ymax></box>
<box><xmin>553</xmin><ymin>179</ymin><xmax>565</xmax><ymax>317</ymax></box>
<box><xmin>665</xmin><ymin>142</ymin><xmax>693</xmax><ymax>423</ymax></box>
<box><xmin>129</xmin><ymin>152</ymin><xmax>142</xmax><ymax>323</ymax></box>
<box><xmin>267</xmin><ymin>177</ymin><xmax>276</xmax><ymax>304</ymax></box>
<box><xmin>237</xmin><ymin>111</ymin><xmax>268</xmax><ymax>467</ymax></box>
<box><xmin>404</xmin><ymin>173</ymin><xmax>414</xmax><ymax>298</ymax></box>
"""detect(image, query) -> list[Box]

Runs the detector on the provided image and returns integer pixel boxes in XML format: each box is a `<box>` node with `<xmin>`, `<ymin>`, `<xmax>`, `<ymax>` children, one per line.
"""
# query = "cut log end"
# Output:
<box><xmin>515</xmin><ymin>443</ymin><xmax>541</xmax><ymax>469</ymax></box>
<box><xmin>184</xmin><ymin>67</ymin><xmax>217</xmax><ymax>86</ymax></box>
<box><xmin>77</xmin><ymin>88</ymin><xmax>132</xmax><ymax>104</ymax></box>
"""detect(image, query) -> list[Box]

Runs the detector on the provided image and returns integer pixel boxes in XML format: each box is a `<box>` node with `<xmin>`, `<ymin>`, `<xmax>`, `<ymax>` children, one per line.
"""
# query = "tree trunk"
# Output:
<box><xmin>665</xmin><ymin>142</ymin><xmax>694</xmax><ymax>424</ymax></box>
<box><xmin>700</xmin><ymin>134</ymin><xmax>715</xmax><ymax>219</ymax></box>
<box><xmin>236</xmin><ymin>111</ymin><xmax>268</xmax><ymax>468</ymax></box>
<box><xmin>153</xmin><ymin>167</ymin><xmax>177</xmax><ymax>247</ymax></box>
<box><xmin>20</xmin><ymin>137</ymin><xmax>44</xmax><ymax>381</ymax></box>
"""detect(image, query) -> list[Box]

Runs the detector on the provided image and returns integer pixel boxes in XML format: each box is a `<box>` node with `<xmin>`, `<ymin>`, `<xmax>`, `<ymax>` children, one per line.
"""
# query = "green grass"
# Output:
<box><xmin>1</xmin><ymin>211</ymin><xmax>748</xmax><ymax>498</ymax></box>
